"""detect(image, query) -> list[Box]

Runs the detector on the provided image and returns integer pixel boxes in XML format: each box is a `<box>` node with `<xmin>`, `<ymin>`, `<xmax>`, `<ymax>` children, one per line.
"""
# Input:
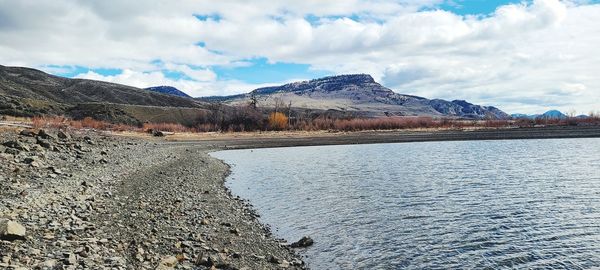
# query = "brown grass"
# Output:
<box><xmin>142</xmin><ymin>122</ymin><xmax>194</xmax><ymax>133</ymax></box>
<box><xmin>268</xmin><ymin>112</ymin><xmax>288</xmax><ymax>130</ymax></box>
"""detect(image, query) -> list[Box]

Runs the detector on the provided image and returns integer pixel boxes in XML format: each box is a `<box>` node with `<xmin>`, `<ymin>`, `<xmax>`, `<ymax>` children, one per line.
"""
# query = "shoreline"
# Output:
<box><xmin>172</xmin><ymin>125</ymin><xmax>600</xmax><ymax>150</ymax></box>
<box><xmin>2</xmin><ymin>125</ymin><xmax>600</xmax><ymax>269</ymax></box>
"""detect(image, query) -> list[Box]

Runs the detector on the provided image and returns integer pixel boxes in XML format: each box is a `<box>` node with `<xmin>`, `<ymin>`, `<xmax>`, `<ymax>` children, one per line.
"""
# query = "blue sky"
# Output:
<box><xmin>2</xmin><ymin>0</ymin><xmax>599</xmax><ymax>114</ymax></box>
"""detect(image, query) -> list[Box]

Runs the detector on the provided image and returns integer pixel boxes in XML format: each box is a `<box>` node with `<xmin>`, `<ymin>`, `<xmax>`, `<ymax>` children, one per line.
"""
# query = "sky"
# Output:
<box><xmin>0</xmin><ymin>0</ymin><xmax>599</xmax><ymax>114</ymax></box>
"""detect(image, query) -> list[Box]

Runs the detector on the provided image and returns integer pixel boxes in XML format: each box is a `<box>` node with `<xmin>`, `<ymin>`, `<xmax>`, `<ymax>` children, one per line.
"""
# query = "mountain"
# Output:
<box><xmin>145</xmin><ymin>86</ymin><xmax>190</xmax><ymax>98</ymax></box>
<box><xmin>202</xmin><ymin>74</ymin><xmax>508</xmax><ymax>119</ymax></box>
<box><xmin>541</xmin><ymin>110</ymin><xmax>567</xmax><ymax>119</ymax></box>
<box><xmin>511</xmin><ymin>110</ymin><xmax>568</xmax><ymax>120</ymax></box>
<box><xmin>0</xmin><ymin>65</ymin><xmax>208</xmax><ymax>124</ymax></box>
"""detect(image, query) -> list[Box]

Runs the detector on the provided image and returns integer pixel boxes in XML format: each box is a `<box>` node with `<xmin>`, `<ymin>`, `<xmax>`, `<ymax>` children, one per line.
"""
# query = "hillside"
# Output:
<box><xmin>202</xmin><ymin>74</ymin><xmax>508</xmax><ymax>119</ymax></box>
<box><xmin>0</xmin><ymin>65</ymin><xmax>208</xmax><ymax>124</ymax></box>
<box><xmin>145</xmin><ymin>86</ymin><xmax>191</xmax><ymax>98</ymax></box>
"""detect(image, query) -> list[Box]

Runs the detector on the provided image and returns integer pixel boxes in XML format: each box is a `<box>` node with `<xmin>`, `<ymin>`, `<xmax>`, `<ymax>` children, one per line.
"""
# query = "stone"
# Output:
<box><xmin>0</xmin><ymin>219</ymin><xmax>26</xmax><ymax>240</ymax></box>
<box><xmin>19</xmin><ymin>129</ymin><xmax>37</xmax><ymax>137</ymax></box>
<box><xmin>23</xmin><ymin>157</ymin><xmax>36</xmax><ymax>164</ymax></box>
<box><xmin>64</xmin><ymin>253</ymin><xmax>77</xmax><ymax>265</ymax></box>
<box><xmin>290</xmin><ymin>236</ymin><xmax>314</xmax><ymax>248</ymax></box>
<box><xmin>57</xmin><ymin>130</ymin><xmax>71</xmax><ymax>140</ymax></box>
<box><xmin>2</xmin><ymin>141</ymin><xmax>29</xmax><ymax>151</ymax></box>
<box><xmin>37</xmin><ymin>138</ymin><xmax>51</xmax><ymax>149</ymax></box>
<box><xmin>4</xmin><ymin>148</ymin><xmax>20</xmax><ymax>155</ymax></box>
<box><xmin>37</xmin><ymin>129</ymin><xmax>55</xmax><ymax>140</ymax></box>
<box><xmin>268</xmin><ymin>255</ymin><xmax>281</xmax><ymax>264</ymax></box>
<box><xmin>152</xmin><ymin>130</ymin><xmax>165</xmax><ymax>137</ymax></box>
<box><xmin>37</xmin><ymin>259</ymin><xmax>57</xmax><ymax>268</ymax></box>
<box><xmin>156</xmin><ymin>256</ymin><xmax>178</xmax><ymax>269</ymax></box>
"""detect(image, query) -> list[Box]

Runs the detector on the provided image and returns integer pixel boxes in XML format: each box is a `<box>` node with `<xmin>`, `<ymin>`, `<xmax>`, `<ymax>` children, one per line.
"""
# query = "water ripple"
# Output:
<box><xmin>213</xmin><ymin>138</ymin><xmax>600</xmax><ymax>269</ymax></box>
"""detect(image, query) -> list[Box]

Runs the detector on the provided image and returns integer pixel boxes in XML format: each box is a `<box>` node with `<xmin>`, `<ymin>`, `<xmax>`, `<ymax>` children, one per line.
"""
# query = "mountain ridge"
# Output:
<box><xmin>145</xmin><ymin>86</ymin><xmax>191</xmax><ymax>98</ymax></box>
<box><xmin>202</xmin><ymin>74</ymin><xmax>508</xmax><ymax>119</ymax></box>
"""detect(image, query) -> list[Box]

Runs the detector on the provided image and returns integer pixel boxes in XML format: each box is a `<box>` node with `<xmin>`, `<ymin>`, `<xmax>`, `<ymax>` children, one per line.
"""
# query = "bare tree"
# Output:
<box><xmin>249</xmin><ymin>92</ymin><xmax>258</xmax><ymax>109</ymax></box>
<box><xmin>287</xmin><ymin>100</ymin><xmax>292</xmax><ymax>127</ymax></box>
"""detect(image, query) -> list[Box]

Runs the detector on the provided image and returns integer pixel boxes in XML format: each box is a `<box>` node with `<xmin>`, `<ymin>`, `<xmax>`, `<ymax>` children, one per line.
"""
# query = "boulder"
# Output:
<box><xmin>2</xmin><ymin>141</ymin><xmax>29</xmax><ymax>151</ymax></box>
<box><xmin>4</xmin><ymin>148</ymin><xmax>20</xmax><ymax>155</ymax></box>
<box><xmin>290</xmin><ymin>236</ymin><xmax>314</xmax><ymax>248</ymax></box>
<box><xmin>37</xmin><ymin>129</ymin><xmax>55</xmax><ymax>140</ymax></box>
<box><xmin>57</xmin><ymin>130</ymin><xmax>71</xmax><ymax>140</ymax></box>
<box><xmin>0</xmin><ymin>219</ymin><xmax>26</xmax><ymax>241</ymax></box>
<box><xmin>19</xmin><ymin>129</ymin><xmax>37</xmax><ymax>137</ymax></box>
<box><xmin>36</xmin><ymin>138</ymin><xmax>51</xmax><ymax>149</ymax></box>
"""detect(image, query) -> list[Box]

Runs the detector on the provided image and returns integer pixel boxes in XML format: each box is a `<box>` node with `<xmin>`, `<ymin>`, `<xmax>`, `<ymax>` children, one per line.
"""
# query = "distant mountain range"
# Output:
<box><xmin>511</xmin><ymin>110</ymin><xmax>569</xmax><ymax>120</ymax></box>
<box><xmin>202</xmin><ymin>74</ymin><xmax>509</xmax><ymax>119</ymax></box>
<box><xmin>145</xmin><ymin>86</ymin><xmax>191</xmax><ymax>98</ymax></box>
<box><xmin>0</xmin><ymin>65</ymin><xmax>516</xmax><ymax>123</ymax></box>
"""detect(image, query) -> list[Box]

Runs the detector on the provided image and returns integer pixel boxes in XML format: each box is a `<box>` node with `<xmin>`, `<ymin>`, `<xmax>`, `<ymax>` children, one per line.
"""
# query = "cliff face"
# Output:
<box><xmin>204</xmin><ymin>74</ymin><xmax>509</xmax><ymax>119</ymax></box>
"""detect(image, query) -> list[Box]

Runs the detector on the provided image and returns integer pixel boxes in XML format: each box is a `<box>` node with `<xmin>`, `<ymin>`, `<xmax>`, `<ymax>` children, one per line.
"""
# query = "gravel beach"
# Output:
<box><xmin>0</xmin><ymin>128</ymin><xmax>305</xmax><ymax>269</ymax></box>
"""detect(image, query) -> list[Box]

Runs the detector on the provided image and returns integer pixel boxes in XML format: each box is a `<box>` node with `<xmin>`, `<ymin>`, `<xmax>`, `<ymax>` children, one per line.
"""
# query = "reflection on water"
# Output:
<box><xmin>212</xmin><ymin>138</ymin><xmax>600</xmax><ymax>269</ymax></box>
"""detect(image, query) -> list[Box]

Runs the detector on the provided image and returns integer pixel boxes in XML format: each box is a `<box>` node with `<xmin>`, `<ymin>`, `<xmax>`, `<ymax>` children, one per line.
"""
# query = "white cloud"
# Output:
<box><xmin>75</xmin><ymin>69</ymin><xmax>277</xmax><ymax>98</ymax></box>
<box><xmin>0</xmin><ymin>0</ymin><xmax>599</xmax><ymax>114</ymax></box>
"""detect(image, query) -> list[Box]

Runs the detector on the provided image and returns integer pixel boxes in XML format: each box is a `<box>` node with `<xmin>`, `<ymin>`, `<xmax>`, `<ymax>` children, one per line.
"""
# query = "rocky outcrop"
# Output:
<box><xmin>204</xmin><ymin>74</ymin><xmax>509</xmax><ymax>119</ymax></box>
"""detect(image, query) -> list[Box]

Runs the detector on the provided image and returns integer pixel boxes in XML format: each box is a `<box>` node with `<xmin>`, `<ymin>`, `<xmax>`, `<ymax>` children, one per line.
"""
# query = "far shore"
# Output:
<box><xmin>117</xmin><ymin>125</ymin><xmax>600</xmax><ymax>150</ymax></box>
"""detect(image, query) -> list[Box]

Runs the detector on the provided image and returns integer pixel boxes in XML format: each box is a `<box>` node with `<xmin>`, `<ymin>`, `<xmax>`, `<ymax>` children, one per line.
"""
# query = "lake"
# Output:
<box><xmin>211</xmin><ymin>138</ymin><xmax>600</xmax><ymax>269</ymax></box>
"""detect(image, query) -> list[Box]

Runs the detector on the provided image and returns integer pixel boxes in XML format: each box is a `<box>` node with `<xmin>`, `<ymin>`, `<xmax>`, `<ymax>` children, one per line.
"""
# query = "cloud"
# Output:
<box><xmin>74</xmin><ymin>69</ymin><xmax>278</xmax><ymax>98</ymax></box>
<box><xmin>0</xmin><ymin>0</ymin><xmax>599</xmax><ymax>114</ymax></box>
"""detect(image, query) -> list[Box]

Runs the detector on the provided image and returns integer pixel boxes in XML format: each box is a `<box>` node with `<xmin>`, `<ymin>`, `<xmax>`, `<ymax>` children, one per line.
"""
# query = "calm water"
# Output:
<box><xmin>212</xmin><ymin>138</ymin><xmax>600</xmax><ymax>269</ymax></box>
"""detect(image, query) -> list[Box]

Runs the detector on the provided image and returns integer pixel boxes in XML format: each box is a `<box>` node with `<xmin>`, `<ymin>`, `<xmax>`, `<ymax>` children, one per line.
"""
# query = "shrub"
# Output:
<box><xmin>268</xmin><ymin>112</ymin><xmax>288</xmax><ymax>130</ymax></box>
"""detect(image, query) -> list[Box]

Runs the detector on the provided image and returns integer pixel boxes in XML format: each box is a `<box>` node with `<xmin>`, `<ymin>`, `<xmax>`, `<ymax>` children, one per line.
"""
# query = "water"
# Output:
<box><xmin>211</xmin><ymin>138</ymin><xmax>600</xmax><ymax>269</ymax></box>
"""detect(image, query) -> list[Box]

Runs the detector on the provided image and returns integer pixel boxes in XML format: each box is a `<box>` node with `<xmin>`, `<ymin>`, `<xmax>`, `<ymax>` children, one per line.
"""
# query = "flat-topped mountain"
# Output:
<box><xmin>202</xmin><ymin>74</ymin><xmax>508</xmax><ymax>119</ymax></box>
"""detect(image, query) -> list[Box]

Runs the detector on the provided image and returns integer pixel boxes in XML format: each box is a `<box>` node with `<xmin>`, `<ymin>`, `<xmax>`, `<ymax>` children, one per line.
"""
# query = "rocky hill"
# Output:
<box><xmin>0</xmin><ymin>65</ymin><xmax>208</xmax><ymax>124</ymax></box>
<box><xmin>202</xmin><ymin>74</ymin><xmax>508</xmax><ymax>119</ymax></box>
<box><xmin>145</xmin><ymin>86</ymin><xmax>191</xmax><ymax>98</ymax></box>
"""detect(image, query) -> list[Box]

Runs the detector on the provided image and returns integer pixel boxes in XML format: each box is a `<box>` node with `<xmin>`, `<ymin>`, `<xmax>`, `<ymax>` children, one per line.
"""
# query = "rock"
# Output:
<box><xmin>156</xmin><ymin>256</ymin><xmax>178</xmax><ymax>269</ymax></box>
<box><xmin>57</xmin><ymin>130</ymin><xmax>71</xmax><ymax>140</ymax></box>
<box><xmin>64</xmin><ymin>252</ymin><xmax>77</xmax><ymax>265</ymax></box>
<box><xmin>36</xmin><ymin>138</ymin><xmax>51</xmax><ymax>149</ymax></box>
<box><xmin>268</xmin><ymin>255</ymin><xmax>281</xmax><ymax>264</ymax></box>
<box><xmin>200</xmin><ymin>219</ymin><xmax>210</xmax><ymax>225</ymax></box>
<box><xmin>4</xmin><ymin>148</ymin><xmax>20</xmax><ymax>155</ymax></box>
<box><xmin>152</xmin><ymin>130</ymin><xmax>165</xmax><ymax>137</ymax></box>
<box><xmin>84</xmin><ymin>136</ymin><xmax>95</xmax><ymax>145</ymax></box>
<box><xmin>23</xmin><ymin>157</ymin><xmax>36</xmax><ymax>164</ymax></box>
<box><xmin>37</xmin><ymin>129</ymin><xmax>55</xmax><ymax>140</ymax></box>
<box><xmin>0</xmin><ymin>219</ymin><xmax>26</xmax><ymax>241</ymax></box>
<box><xmin>290</xmin><ymin>236</ymin><xmax>314</xmax><ymax>248</ymax></box>
<box><xmin>99</xmin><ymin>158</ymin><xmax>108</xmax><ymax>164</ymax></box>
<box><xmin>2</xmin><ymin>141</ymin><xmax>29</xmax><ymax>151</ymax></box>
<box><xmin>36</xmin><ymin>259</ymin><xmax>57</xmax><ymax>269</ymax></box>
<box><xmin>19</xmin><ymin>129</ymin><xmax>37</xmax><ymax>137</ymax></box>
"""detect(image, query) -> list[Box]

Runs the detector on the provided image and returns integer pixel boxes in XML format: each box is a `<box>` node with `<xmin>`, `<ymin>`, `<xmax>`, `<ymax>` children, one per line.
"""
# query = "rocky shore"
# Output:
<box><xmin>0</xmin><ymin>128</ymin><xmax>305</xmax><ymax>269</ymax></box>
